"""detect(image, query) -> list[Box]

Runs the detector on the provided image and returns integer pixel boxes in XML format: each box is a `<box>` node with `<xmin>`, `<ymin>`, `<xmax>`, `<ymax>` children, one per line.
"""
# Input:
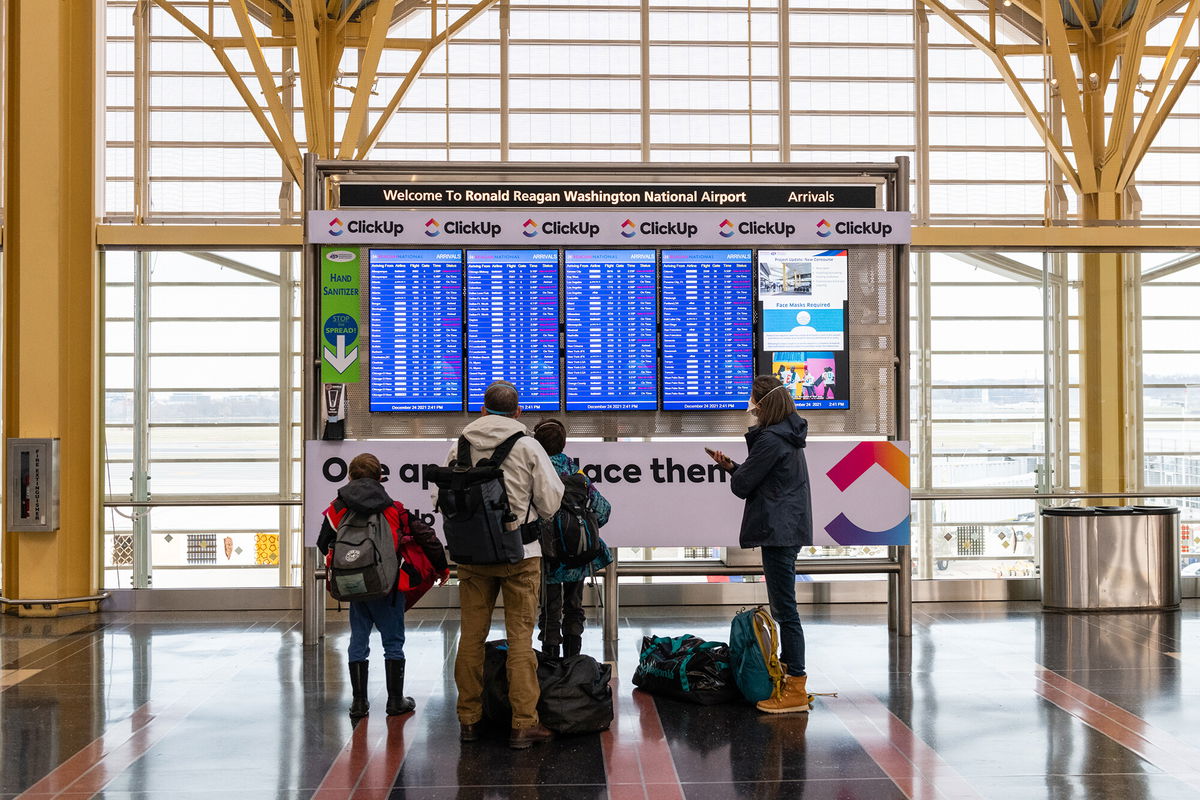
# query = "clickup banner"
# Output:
<box><xmin>306</xmin><ymin>209</ymin><xmax>911</xmax><ymax>246</ymax></box>
<box><xmin>304</xmin><ymin>439</ymin><xmax>910</xmax><ymax>548</ymax></box>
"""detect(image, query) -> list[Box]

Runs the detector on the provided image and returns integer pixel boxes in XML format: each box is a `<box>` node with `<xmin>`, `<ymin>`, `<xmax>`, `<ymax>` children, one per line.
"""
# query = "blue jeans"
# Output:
<box><xmin>760</xmin><ymin>545</ymin><xmax>806</xmax><ymax>677</ymax></box>
<box><xmin>347</xmin><ymin>593</ymin><xmax>406</xmax><ymax>662</ymax></box>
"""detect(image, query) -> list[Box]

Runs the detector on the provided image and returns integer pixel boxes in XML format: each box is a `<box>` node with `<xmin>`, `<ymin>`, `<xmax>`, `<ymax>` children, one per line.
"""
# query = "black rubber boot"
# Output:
<box><xmin>385</xmin><ymin>659</ymin><xmax>416</xmax><ymax>716</ymax></box>
<box><xmin>563</xmin><ymin>635</ymin><xmax>583</xmax><ymax>658</ymax></box>
<box><xmin>348</xmin><ymin>661</ymin><xmax>370</xmax><ymax>719</ymax></box>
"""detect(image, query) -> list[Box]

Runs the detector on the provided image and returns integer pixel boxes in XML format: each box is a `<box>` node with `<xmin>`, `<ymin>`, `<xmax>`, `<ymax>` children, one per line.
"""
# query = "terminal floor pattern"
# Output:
<box><xmin>2</xmin><ymin>601</ymin><xmax>1199</xmax><ymax>799</ymax></box>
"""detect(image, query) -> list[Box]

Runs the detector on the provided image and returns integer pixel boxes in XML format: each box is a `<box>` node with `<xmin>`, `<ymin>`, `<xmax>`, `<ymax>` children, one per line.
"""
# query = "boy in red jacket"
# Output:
<box><xmin>317</xmin><ymin>453</ymin><xmax>449</xmax><ymax>719</ymax></box>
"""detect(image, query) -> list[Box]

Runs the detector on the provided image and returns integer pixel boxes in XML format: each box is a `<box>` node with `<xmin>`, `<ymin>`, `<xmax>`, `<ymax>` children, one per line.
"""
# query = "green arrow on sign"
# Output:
<box><xmin>320</xmin><ymin>246</ymin><xmax>362</xmax><ymax>383</ymax></box>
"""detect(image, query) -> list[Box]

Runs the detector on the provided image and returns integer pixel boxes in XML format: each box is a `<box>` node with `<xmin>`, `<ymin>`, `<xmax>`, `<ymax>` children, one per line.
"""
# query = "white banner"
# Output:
<box><xmin>306</xmin><ymin>209</ymin><xmax>911</xmax><ymax>246</ymax></box>
<box><xmin>304</xmin><ymin>439</ymin><xmax>910</xmax><ymax>549</ymax></box>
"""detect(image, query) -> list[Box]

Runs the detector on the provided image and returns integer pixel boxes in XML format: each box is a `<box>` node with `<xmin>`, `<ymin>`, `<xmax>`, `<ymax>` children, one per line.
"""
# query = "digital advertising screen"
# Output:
<box><xmin>758</xmin><ymin>249</ymin><xmax>850</xmax><ymax>410</ymax></box>
<box><xmin>564</xmin><ymin>249</ymin><xmax>658</xmax><ymax>411</ymax></box>
<box><xmin>465</xmin><ymin>250</ymin><xmax>561</xmax><ymax>412</ymax></box>
<box><xmin>368</xmin><ymin>249</ymin><xmax>464</xmax><ymax>412</ymax></box>
<box><xmin>660</xmin><ymin>249</ymin><xmax>755</xmax><ymax>411</ymax></box>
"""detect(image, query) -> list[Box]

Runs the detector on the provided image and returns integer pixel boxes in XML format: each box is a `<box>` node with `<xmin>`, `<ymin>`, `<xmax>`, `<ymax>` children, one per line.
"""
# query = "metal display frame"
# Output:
<box><xmin>300</xmin><ymin>155</ymin><xmax>912</xmax><ymax>644</ymax></box>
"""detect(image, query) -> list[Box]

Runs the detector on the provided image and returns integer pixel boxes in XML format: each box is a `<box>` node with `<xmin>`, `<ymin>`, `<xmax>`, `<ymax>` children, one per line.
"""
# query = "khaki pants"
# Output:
<box><xmin>455</xmin><ymin>557</ymin><xmax>542</xmax><ymax>729</ymax></box>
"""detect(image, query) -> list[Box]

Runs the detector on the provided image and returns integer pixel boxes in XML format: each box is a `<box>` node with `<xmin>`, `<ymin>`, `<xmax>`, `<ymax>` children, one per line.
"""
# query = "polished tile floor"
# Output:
<box><xmin>2</xmin><ymin>601</ymin><xmax>1199</xmax><ymax>799</ymax></box>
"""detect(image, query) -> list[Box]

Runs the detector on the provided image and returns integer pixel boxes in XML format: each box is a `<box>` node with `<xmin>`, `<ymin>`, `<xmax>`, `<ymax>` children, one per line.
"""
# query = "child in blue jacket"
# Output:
<box><xmin>532</xmin><ymin>419</ymin><xmax>612</xmax><ymax>658</ymax></box>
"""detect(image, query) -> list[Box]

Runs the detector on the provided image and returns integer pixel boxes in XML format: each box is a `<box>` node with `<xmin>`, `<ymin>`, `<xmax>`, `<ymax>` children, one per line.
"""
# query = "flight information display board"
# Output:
<box><xmin>368</xmin><ymin>249</ymin><xmax>464</xmax><ymax>411</ymax></box>
<box><xmin>564</xmin><ymin>250</ymin><xmax>658</xmax><ymax>411</ymax></box>
<box><xmin>465</xmin><ymin>249</ymin><xmax>560</xmax><ymax>412</ymax></box>
<box><xmin>758</xmin><ymin>249</ymin><xmax>850</xmax><ymax>410</ymax></box>
<box><xmin>661</xmin><ymin>250</ymin><xmax>755</xmax><ymax>410</ymax></box>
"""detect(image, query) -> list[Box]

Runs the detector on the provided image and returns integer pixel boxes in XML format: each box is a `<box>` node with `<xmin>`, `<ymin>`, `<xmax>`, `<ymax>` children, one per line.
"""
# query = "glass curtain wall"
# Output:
<box><xmin>103</xmin><ymin>250</ymin><xmax>301</xmax><ymax>589</ymax></box>
<box><xmin>910</xmin><ymin>251</ymin><xmax>1076</xmax><ymax>580</ymax></box>
<box><xmin>1140</xmin><ymin>252</ymin><xmax>1200</xmax><ymax>576</ymax></box>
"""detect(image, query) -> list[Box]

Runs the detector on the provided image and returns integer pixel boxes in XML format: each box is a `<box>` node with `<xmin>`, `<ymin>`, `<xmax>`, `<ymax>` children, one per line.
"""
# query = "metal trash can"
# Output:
<box><xmin>1041</xmin><ymin>506</ymin><xmax>1180</xmax><ymax>611</ymax></box>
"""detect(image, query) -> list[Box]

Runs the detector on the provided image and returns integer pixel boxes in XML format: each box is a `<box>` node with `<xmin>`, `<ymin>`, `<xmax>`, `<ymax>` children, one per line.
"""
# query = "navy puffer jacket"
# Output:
<box><xmin>729</xmin><ymin>414</ymin><xmax>813</xmax><ymax>548</ymax></box>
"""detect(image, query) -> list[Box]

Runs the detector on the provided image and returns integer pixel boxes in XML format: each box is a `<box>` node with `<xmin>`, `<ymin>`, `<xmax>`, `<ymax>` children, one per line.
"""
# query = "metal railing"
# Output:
<box><xmin>101</xmin><ymin>489</ymin><xmax>1200</xmax><ymax>648</ymax></box>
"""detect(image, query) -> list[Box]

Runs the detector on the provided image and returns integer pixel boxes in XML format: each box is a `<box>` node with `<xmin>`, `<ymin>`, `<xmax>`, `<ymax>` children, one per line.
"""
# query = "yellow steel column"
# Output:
<box><xmin>1079</xmin><ymin>191</ymin><xmax>1133</xmax><ymax>497</ymax></box>
<box><xmin>3</xmin><ymin>0</ymin><xmax>99</xmax><ymax>614</ymax></box>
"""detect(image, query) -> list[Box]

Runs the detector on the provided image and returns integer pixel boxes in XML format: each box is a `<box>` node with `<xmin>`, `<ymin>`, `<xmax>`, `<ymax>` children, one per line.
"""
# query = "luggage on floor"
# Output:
<box><xmin>482</xmin><ymin>640</ymin><xmax>613</xmax><ymax>734</ymax></box>
<box><xmin>729</xmin><ymin>606</ymin><xmax>785</xmax><ymax>703</ymax></box>
<box><xmin>631</xmin><ymin>634</ymin><xmax>741</xmax><ymax>705</ymax></box>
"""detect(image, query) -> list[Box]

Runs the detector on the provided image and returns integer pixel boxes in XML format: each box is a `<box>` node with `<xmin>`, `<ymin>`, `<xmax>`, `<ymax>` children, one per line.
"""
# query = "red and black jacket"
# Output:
<box><xmin>317</xmin><ymin>478</ymin><xmax>449</xmax><ymax>581</ymax></box>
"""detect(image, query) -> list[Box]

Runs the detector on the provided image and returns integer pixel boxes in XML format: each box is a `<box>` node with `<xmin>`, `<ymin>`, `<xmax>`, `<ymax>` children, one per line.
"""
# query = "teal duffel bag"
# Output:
<box><xmin>632</xmin><ymin>634</ymin><xmax>741</xmax><ymax>705</ymax></box>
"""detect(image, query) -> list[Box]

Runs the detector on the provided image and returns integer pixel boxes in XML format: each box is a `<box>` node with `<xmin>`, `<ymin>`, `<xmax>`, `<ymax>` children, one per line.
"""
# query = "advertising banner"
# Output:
<box><xmin>304</xmin><ymin>439</ymin><xmax>910</xmax><ymax>549</ymax></box>
<box><xmin>307</xmin><ymin>209</ymin><xmax>911</xmax><ymax>246</ymax></box>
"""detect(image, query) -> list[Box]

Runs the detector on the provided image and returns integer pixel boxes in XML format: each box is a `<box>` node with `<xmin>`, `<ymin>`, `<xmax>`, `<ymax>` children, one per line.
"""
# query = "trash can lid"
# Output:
<box><xmin>1041</xmin><ymin>505</ymin><xmax>1180</xmax><ymax>516</ymax></box>
<box><xmin>1127</xmin><ymin>505</ymin><xmax>1180</xmax><ymax>515</ymax></box>
<box><xmin>1041</xmin><ymin>506</ymin><xmax>1094</xmax><ymax>516</ymax></box>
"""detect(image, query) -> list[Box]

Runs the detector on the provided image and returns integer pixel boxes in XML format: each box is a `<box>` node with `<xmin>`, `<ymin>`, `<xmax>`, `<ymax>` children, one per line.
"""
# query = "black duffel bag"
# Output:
<box><xmin>632</xmin><ymin>634</ymin><xmax>741</xmax><ymax>705</ymax></box>
<box><xmin>482</xmin><ymin>640</ymin><xmax>613</xmax><ymax>735</ymax></box>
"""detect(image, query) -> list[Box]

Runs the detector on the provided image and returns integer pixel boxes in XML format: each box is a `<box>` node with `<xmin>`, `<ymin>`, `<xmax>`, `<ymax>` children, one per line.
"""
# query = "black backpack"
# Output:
<box><xmin>327</xmin><ymin>506</ymin><xmax>399</xmax><ymax>602</ymax></box>
<box><xmin>541</xmin><ymin>473</ymin><xmax>604</xmax><ymax>568</ymax></box>
<box><xmin>427</xmin><ymin>432</ymin><xmax>527</xmax><ymax>565</ymax></box>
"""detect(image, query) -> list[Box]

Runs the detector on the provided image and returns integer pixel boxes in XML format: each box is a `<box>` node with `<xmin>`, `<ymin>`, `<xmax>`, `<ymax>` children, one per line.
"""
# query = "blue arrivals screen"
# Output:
<box><xmin>661</xmin><ymin>250</ymin><xmax>754</xmax><ymax>410</ymax></box>
<box><xmin>564</xmin><ymin>250</ymin><xmax>658</xmax><ymax>411</ymax></box>
<box><xmin>466</xmin><ymin>250</ymin><xmax>561</xmax><ymax>412</ymax></box>
<box><xmin>368</xmin><ymin>249</ymin><xmax>464</xmax><ymax>412</ymax></box>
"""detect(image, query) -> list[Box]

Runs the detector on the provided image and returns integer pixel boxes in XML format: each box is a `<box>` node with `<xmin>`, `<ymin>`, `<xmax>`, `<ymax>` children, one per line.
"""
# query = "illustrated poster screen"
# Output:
<box><xmin>757</xmin><ymin>249</ymin><xmax>850</xmax><ymax>410</ymax></box>
<box><xmin>564</xmin><ymin>249</ymin><xmax>658</xmax><ymax>411</ymax></box>
<box><xmin>368</xmin><ymin>249</ymin><xmax>464</xmax><ymax>412</ymax></box>
<box><xmin>660</xmin><ymin>249</ymin><xmax>754</xmax><ymax>411</ymax></box>
<box><xmin>465</xmin><ymin>249</ymin><xmax>560</xmax><ymax>412</ymax></box>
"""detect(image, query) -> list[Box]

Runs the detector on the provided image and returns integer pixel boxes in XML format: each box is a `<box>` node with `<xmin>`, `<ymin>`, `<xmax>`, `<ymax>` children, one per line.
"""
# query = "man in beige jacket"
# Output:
<box><xmin>450</xmin><ymin>381</ymin><xmax>564</xmax><ymax>749</ymax></box>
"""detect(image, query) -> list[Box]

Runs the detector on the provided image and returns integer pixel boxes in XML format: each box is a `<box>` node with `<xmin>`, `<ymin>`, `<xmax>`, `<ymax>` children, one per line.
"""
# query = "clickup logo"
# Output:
<box><xmin>718</xmin><ymin>219</ymin><xmax>735</xmax><ymax>238</ymax></box>
<box><xmin>328</xmin><ymin>217</ymin><xmax>344</xmax><ymax>236</ymax></box>
<box><xmin>425</xmin><ymin>218</ymin><xmax>440</xmax><ymax>237</ymax></box>
<box><xmin>823</xmin><ymin>442</ymin><xmax>911</xmax><ymax>546</ymax></box>
<box><xmin>523</xmin><ymin>218</ymin><xmax>538</xmax><ymax>238</ymax></box>
<box><xmin>620</xmin><ymin>219</ymin><xmax>637</xmax><ymax>238</ymax></box>
<box><xmin>816</xmin><ymin>219</ymin><xmax>832</xmax><ymax>238</ymax></box>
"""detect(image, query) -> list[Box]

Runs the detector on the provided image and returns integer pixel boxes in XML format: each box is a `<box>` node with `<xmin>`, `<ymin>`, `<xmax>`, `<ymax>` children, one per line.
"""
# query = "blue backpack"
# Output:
<box><xmin>729</xmin><ymin>606</ymin><xmax>784</xmax><ymax>703</ymax></box>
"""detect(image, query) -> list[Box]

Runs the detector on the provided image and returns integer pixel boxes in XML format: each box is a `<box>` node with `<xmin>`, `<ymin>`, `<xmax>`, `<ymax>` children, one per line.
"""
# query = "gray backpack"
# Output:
<box><xmin>328</xmin><ymin>504</ymin><xmax>399</xmax><ymax>602</ymax></box>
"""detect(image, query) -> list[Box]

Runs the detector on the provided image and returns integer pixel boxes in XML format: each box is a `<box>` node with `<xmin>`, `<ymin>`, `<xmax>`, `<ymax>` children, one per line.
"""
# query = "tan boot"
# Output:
<box><xmin>756</xmin><ymin>674</ymin><xmax>811</xmax><ymax>714</ymax></box>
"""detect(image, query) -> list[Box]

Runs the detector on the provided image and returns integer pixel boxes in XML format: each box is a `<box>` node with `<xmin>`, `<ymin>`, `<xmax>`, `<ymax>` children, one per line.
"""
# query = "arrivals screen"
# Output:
<box><xmin>564</xmin><ymin>250</ymin><xmax>658</xmax><ymax>411</ymax></box>
<box><xmin>661</xmin><ymin>250</ymin><xmax>754</xmax><ymax>410</ymax></box>
<box><xmin>466</xmin><ymin>250</ymin><xmax>560</xmax><ymax>412</ymax></box>
<box><xmin>758</xmin><ymin>249</ymin><xmax>850</xmax><ymax>410</ymax></box>
<box><xmin>368</xmin><ymin>249</ymin><xmax>464</xmax><ymax>412</ymax></box>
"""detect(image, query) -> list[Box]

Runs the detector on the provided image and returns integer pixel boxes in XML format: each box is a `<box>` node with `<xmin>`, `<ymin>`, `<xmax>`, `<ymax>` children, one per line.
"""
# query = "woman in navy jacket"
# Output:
<box><xmin>710</xmin><ymin>375</ymin><xmax>813</xmax><ymax>714</ymax></box>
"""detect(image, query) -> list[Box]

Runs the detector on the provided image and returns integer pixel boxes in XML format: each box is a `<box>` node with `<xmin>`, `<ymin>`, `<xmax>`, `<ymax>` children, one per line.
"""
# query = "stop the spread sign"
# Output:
<box><xmin>320</xmin><ymin>247</ymin><xmax>361</xmax><ymax>383</ymax></box>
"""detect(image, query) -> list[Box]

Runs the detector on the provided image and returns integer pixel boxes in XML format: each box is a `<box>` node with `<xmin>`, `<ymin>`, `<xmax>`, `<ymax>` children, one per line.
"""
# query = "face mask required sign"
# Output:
<box><xmin>308</xmin><ymin>210</ymin><xmax>911</xmax><ymax>245</ymax></box>
<box><xmin>304</xmin><ymin>439</ymin><xmax>910</xmax><ymax>548</ymax></box>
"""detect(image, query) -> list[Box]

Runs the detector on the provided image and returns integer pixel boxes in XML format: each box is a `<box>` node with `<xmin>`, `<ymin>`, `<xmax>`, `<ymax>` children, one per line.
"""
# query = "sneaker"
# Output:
<box><xmin>756</xmin><ymin>674</ymin><xmax>811</xmax><ymax>714</ymax></box>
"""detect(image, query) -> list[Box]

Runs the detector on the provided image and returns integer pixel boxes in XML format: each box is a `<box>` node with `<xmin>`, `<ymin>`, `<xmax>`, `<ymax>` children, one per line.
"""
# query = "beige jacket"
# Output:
<box><xmin>444</xmin><ymin>414</ymin><xmax>564</xmax><ymax>560</ymax></box>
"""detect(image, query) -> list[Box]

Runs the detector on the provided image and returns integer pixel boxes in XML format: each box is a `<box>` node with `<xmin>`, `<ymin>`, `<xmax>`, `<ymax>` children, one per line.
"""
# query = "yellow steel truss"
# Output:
<box><xmin>151</xmin><ymin>0</ymin><xmax>499</xmax><ymax>188</ymax></box>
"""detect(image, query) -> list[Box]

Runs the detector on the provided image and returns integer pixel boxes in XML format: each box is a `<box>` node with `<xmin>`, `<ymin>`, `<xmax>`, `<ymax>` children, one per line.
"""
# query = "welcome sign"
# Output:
<box><xmin>303</xmin><ymin>439</ymin><xmax>910</xmax><ymax>549</ymax></box>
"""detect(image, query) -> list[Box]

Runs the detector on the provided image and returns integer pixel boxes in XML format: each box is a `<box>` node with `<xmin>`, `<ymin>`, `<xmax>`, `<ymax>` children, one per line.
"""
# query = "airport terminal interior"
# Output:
<box><xmin>5</xmin><ymin>0</ymin><xmax>1200</xmax><ymax>798</ymax></box>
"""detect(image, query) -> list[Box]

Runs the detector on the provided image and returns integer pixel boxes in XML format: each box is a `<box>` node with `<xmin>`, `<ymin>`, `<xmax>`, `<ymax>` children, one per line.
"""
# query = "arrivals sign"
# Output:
<box><xmin>319</xmin><ymin>246</ymin><xmax>361</xmax><ymax>383</ymax></box>
<box><xmin>337</xmin><ymin>183</ymin><xmax>880</xmax><ymax>209</ymax></box>
<box><xmin>303</xmin><ymin>439</ymin><xmax>911</xmax><ymax>548</ymax></box>
<box><xmin>307</xmin><ymin>209</ymin><xmax>911</xmax><ymax>246</ymax></box>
